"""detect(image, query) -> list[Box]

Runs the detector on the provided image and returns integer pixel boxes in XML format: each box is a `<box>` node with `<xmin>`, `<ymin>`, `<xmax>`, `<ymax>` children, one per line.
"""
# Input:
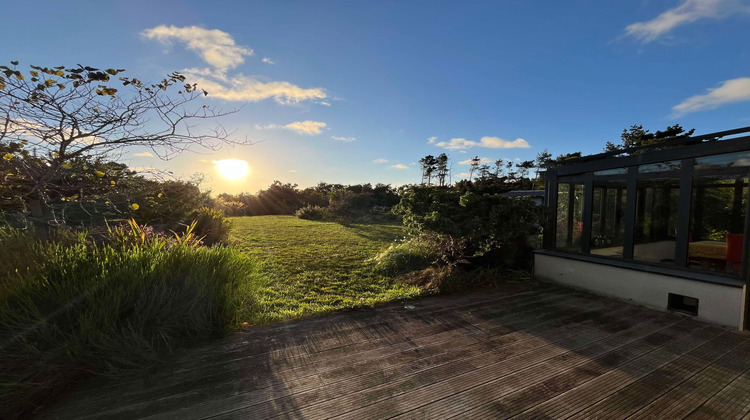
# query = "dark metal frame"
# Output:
<box><xmin>541</xmin><ymin>127</ymin><xmax>750</xmax><ymax>291</ymax></box>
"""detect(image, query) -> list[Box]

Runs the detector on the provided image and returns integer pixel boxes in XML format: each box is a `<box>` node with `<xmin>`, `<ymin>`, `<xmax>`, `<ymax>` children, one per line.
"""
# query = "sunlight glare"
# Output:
<box><xmin>213</xmin><ymin>159</ymin><xmax>250</xmax><ymax>181</ymax></box>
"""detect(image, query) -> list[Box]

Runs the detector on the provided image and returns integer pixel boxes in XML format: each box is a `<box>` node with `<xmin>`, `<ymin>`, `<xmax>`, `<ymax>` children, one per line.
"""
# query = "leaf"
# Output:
<box><xmin>54</xmin><ymin>70</ymin><xmax>64</xmax><ymax>76</ymax></box>
<box><xmin>105</xmin><ymin>68</ymin><xmax>118</xmax><ymax>75</ymax></box>
<box><xmin>30</xmin><ymin>70</ymin><xmax>39</xmax><ymax>77</ymax></box>
<box><xmin>10</xmin><ymin>60</ymin><xmax>18</xmax><ymax>65</ymax></box>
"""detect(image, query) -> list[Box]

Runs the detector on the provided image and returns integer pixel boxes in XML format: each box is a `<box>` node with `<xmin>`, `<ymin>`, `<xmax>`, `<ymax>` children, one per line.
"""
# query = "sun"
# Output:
<box><xmin>213</xmin><ymin>159</ymin><xmax>250</xmax><ymax>180</ymax></box>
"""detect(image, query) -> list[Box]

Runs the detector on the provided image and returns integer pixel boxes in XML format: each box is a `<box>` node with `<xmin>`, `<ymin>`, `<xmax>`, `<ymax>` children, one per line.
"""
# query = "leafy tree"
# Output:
<box><xmin>419</xmin><ymin>155</ymin><xmax>437</xmax><ymax>185</ymax></box>
<box><xmin>605</xmin><ymin>124</ymin><xmax>696</xmax><ymax>152</ymax></box>
<box><xmin>435</xmin><ymin>153</ymin><xmax>449</xmax><ymax>187</ymax></box>
<box><xmin>515</xmin><ymin>160</ymin><xmax>535</xmax><ymax>179</ymax></box>
<box><xmin>0</xmin><ymin>61</ymin><xmax>239</xmax><ymax>226</ymax></box>
<box><xmin>468</xmin><ymin>156</ymin><xmax>480</xmax><ymax>181</ymax></box>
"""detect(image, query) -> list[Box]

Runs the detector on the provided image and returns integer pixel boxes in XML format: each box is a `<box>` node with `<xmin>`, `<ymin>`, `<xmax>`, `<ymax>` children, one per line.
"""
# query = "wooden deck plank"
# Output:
<box><xmin>45</xmin><ymin>288</ymin><xmax>583</xmax><ymax>418</ymax></box>
<box><xmin>572</xmin><ymin>332</ymin><xmax>747</xmax><ymax>419</ymax></box>
<box><xmin>390</xmin><ymin>316</ymin><xmax>695</xmax><ymax>419</ymax></box>
<box><xmin>38</xmin><ymin>285</ymin><xmax>750</xmax><ymax>420</ymax></box>
<box><xmin>685</xmin><ymin>368</ymin><xmax>750</xmax><ymax>420</ymax></box>
<box><xmin>98</xmin><ymin>292</ymin><xmax>617</xmax><ymax>419</ymax></box>
<box><xmin>508</xmin><ymin>325</ymin><xmax>727</xmax><ymax>419</ymax></box>
<box><xmin>189</xmin><ymin>299</ymin><xmax>640</xmax><ymax>420</ymax></box>
<box><xmin>329</xmin><ymin>314</ymin><xmax>697</xmax><ymax>420</ymax></box>
<box><xmin>628</xmin><ymin>339</ymin><xmax>750</xmax><ymax>419</ymax></box>
<box><xmin>249</xmin><ymin>307</ymin><xmax>658</xmax><ymax>419</ymax></box>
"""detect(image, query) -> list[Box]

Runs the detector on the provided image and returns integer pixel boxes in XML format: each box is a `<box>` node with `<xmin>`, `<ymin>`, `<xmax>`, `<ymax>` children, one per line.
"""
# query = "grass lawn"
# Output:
<box><xmin>229</xmin><ymin>215</ymin><xmax>423</xmax><ymax>324</ymax></box>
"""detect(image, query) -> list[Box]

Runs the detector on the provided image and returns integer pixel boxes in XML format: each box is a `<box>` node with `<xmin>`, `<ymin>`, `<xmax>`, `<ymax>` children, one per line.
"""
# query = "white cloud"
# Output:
<box><xmin>458</xmin><ymin>172</ymin><xmax>471</xmax><ymax>178</ymax></box>
<box><xmin>332</xmin><ymin>136</ymin><xmax>356</xmax><ymax>142</ymax></box>
<box><xmin>391</xmin><ymin>164</ymin><xmax>409</xmax><ymax>169</ymax></box>
<box><xmin>186</xmin><ymin>74</ymin><xmax>326</xmax><ymax>104</ymax></box>
<box><xmin>289</xmin><ymin>169</ymin><xmax>297</xmax><ymax>173</ymax></box>
<box><xmin>427</xmin><ymin>136</ymin><xmax>438</xmax><ymax>144</ymax></box>
<box><xmin>255</xmin><ymin>120</ymin><xmax>327</xmax><ymax>134</ymax></box>
<box><xmin>285</xmin><ymin>121</ymin><xmax>326</xmax><ymax>135</ymax></box>
<box><xmin>434</xmin><ymin>136</ymin><xmax>530</xmax><ymax>150</ymax></box>
<box><xmin>142</xmin><ymin>25</ymin><xmax>253</xmax><ymax>73</ymax></box>
<box><xmin>143</xmin><ymin>25</ymin><xmax>327</xmax><ymax>105</ymax></box>
<box><xmin>132</xmin><ymin>166</ymin><xmax>157</xmax><ymax>172</ymax></box>
<box><xmin>458</xmin><ymin>157</ymin><xmax>493</xmax><ymax>165</ymax></box>
<box><xmin>319</xmin><ymin>101</ymin><xmax>331</xmax><ymax>107</ymax></box>
<box><xmin>134</xmin><ymin>152</ymin><xmax>154</xmax><ymax>157</ymax></box>
<box><xmin>373</xmin><ymin>158</ymin><xmax>389</xmax><ymax>164</ymax></box>
<box><xmin>624</xmin><ymin>0</ymin><xmax>749</xmax><ymax>43</ymax></box>
<box><xmin>672</xmin><ymin>77</ymin><xmax>750</xmax><ymax>115</ymax></box>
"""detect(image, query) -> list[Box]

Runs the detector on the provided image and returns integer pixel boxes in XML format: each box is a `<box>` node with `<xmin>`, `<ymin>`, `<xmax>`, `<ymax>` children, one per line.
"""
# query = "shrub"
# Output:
<box><xmin>394</xmin><ymin>186</ymin><xmax>542</xmax><ymax>268</ymax></box>
<box><xmin>295</xmin><ymin>205</ymin><xmax>332</xmax><ymax>221</ymax></box>
<box><xmin>189</xmin><ymin>206</ymin><xmax>232</xmax><ymax>245</ymax></box>
<box><xmin>0</xmin><ymin>225</ymin><xmax>262</xmax><ymax>419</ymax></box>
<box><xmin>371</xmin><ymin>236</ymin><xmax>441</xmax><ymax>275</ymax></box>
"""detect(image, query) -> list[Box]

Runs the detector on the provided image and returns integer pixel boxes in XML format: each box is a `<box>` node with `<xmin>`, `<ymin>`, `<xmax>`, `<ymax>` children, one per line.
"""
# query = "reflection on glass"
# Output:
<box><xmin>556</xmin><ymin>183</ymin><xmax>585</xmax><ymax>252</ymax></box>
<box><xmin>694</xmin><ymin>151</ymin><xmax>750</xmax><ymax>171</ymax></box>
<box><xmin>639</xmin><ymin>161</ymin><xmax>681</xmax><ymax>173</ymax></box>
<box><xmin>633</xmin><ymin>178</ymin><xmax>680</xmax><ymax>264</ymax></box>
<box><xmin>590</xmin><ymin>181</ymin><xmax>627</xmax><ymax>257</ymax></box>
<box><xmin>594</xmin><ymin>168</ymin><xmax>627</xmax><ymax>176</ymax></box>
<box><xmin>688</xmin><ymin>175</ymin><xmax>747</xmax><ymax>275</ymax></box>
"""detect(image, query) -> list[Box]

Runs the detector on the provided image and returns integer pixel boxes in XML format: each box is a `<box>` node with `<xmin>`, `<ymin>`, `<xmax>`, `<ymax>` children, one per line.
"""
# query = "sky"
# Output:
<box><xmin>2</xmin><ymin>0</ymin><xmax>750</xmax><ymax>194</ymax></box>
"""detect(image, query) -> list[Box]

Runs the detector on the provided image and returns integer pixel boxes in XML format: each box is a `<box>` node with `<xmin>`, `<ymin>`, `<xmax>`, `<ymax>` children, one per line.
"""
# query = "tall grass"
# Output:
<box><xmin>0</xmin><ymin>224</ymin><xmax>263</xmax><ymax>419</ymax></box>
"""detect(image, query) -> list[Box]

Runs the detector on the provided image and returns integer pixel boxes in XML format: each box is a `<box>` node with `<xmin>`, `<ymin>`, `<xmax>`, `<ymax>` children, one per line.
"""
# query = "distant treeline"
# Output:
<box><xmin>213</xmin><ymin>182</ymin><xmax>401</xmax><ymax>217</ymax></box>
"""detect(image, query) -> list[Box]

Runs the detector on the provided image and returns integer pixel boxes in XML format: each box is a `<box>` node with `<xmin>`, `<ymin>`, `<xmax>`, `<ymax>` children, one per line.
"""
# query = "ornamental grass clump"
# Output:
<box><xmin>0</xmin><ymin>221</ymin><xmax>263</xmax><ymax>419</ymax></box>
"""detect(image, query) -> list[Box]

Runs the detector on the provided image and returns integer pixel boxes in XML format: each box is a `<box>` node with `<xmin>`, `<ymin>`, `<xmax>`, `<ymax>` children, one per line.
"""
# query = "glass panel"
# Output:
<box><xmin>633</xmin><ymin>178</ymin><xmax>680</xmax><ymax>264</ymax></box>
<box><xmin>687</xmin><ymin>175</ymin><xmax>747</xmax><ymax>275</ymax></box>
<box><xmin>590</xmin><ymin>181</ymin><xmax>627</xmax><ymax>257</ymax></box>
<box><xmin>694</xmin><ymin>151</ymin><xmax>750</xmax><ymax>171</ymax></box>
<box><xmin>555</xmin><ymin>183</ymin><xmax>585</xmax><ymax>252</ymax></box>
<box><xmin>594</xmin><ymin>168</ymin><xmax>627</xmax><ymax>176</ymax></box>
<box><xmin>639</xmin><ymin>161</ymin><xmax>681</xmax><ymax>173</ymax></box>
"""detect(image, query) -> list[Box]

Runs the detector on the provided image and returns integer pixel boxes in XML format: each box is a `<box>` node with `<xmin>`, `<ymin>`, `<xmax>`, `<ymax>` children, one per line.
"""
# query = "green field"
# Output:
<box><xmin>229</xmin><ymin>216</ymin><xmax>423</xmax><ymax>324</ymax></box>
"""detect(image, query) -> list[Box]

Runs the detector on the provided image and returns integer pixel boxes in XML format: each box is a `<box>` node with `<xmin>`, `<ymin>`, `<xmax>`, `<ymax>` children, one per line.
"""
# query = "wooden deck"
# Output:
<box><xmin>42</xmin><ymin>283</ymin><xmax>750</xmax><ymax>419</ymax></box>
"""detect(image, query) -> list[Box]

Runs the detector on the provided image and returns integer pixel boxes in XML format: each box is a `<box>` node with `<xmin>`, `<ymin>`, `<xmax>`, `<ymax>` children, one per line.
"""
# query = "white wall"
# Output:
<box><xmin>534</xmin><ymin>253</ymin><xmax>746</xmax><ymax>329</ymax></box>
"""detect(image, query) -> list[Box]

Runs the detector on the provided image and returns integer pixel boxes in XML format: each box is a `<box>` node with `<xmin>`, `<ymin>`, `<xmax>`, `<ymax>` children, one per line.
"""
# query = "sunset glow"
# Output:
<box><xmin>214</xmin><ymin>159</ymin><xmax>250</xmax><ymax>180</ymax></box>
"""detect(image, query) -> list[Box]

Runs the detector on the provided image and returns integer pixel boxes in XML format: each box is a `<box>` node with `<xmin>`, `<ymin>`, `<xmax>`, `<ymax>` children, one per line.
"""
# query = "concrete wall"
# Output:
<box><xmin>535</xmin><ymin>253</ymin><xmax>746</xmax><ymax>329</ymax></box>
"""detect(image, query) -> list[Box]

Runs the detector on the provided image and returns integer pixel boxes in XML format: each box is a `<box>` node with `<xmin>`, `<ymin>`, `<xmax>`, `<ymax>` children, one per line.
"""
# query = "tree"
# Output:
<box><xmin>534</xmin><ymin>148</ymin><xmax>552</xmax><ymax>178</ymax></box>
<box><xmin>494</xmin><ymin>159</ymin><xmax>505</xmax><ymax>177</ymax></box>
<box><xmin>515</xmin><ymin>160</ymin><xmax>535</xmax><ymax>179</ymax></box>
<box><xmin>0</xmin><ymin>61</ymin><xmax>240</xmax><ymax>224</ymax></box>
<box><xmin>606</xmin><ymin>124</ymin><xmax>696</xmax><ymax>152</ymax></box>
<box><xmin>435</xmin><ymin>153</ymin><xmax>449</xmax><ymax>187</ymax></box>
<box><xmin>418</xmin><ymin>155</ymin><xmax>437</xmax><ymax>185</ymax></box>
<box><xmin>468</xmin><ymin>156</ymin><xmax>480</xmax><ymax>181</ymax></box>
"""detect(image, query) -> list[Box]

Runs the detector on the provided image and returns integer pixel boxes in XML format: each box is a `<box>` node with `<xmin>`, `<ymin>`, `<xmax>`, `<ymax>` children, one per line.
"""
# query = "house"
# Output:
<box><xmin>499</xmin><ymin>190</ymin><xmax>545</xmax><ymax>206</ymax></box>
<box><xmin>535</xmin><ymin>126</ymin><xmax>750</xmax><ymax>329</ymax></box>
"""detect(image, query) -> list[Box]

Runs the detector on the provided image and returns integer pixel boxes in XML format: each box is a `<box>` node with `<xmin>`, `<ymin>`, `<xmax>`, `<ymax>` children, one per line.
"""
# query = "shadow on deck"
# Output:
<box><xmin>41</xmin><ymin>283</ymin><xmax>750</xmax><ymax>419</ymax></box>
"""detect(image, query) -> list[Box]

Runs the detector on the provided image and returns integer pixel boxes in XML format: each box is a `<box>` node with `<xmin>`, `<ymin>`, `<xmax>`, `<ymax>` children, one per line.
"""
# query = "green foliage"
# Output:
<box><xmin>0</xmin><ymin>225</ymin><xmax>263</xmax><ymax>418</ymax></box>
<box><xmin>188</xmin><ymin>206</ymin><xmax>231</xmax><ymax>246</ymax></box>
<box><xmin>295</xmin><ymin>204</ymin><xmax>332</xmax><ymax>221</ymax></box>
<box><xmin>371</xmin><ymin>236</ymin><xmax>441</xmax><ymax>275</ymax></box>
<box><xmin>216</xmin><ymin>182</ymin><xmax>399</xmax><ymax>218</ymax></box>
<box><xmin>395</xmin><ymin>186</ymin><xmax>542</xmax><ymax>267</ymax></box>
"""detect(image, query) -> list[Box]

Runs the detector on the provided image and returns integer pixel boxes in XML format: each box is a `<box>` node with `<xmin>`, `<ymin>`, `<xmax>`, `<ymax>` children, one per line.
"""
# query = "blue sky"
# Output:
<box><xmin>2</xmin><ymin>0</ymin><xmax>750</xmax><ymax>193</ymax></box>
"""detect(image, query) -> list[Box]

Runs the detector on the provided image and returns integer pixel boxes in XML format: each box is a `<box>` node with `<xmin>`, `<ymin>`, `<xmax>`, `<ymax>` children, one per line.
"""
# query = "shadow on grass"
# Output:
<box><xmin>347</xmin><ymin>222</ymin><xmax>404</xmax><ymax>243</ymax></box>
